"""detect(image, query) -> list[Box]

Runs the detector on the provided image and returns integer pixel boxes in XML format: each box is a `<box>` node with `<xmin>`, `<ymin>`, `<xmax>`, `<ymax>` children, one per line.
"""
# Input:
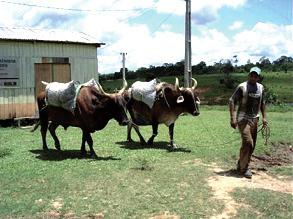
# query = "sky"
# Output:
<box><xmin>0</xmin><ymin>0</ymin><xmax>292</xmax><ymax>74</ymax></box>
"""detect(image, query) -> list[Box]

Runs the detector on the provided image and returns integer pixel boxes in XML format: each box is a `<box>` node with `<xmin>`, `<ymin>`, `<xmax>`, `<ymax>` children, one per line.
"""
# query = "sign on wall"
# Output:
<box><xmin>0</xmin><ymin>56</ymin><xmax>19</xmax><ymax>86</ymax></box>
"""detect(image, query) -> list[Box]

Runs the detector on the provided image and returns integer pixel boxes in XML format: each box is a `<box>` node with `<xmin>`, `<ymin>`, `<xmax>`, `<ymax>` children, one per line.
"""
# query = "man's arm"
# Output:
<box><xmin>261</xmin><ymin>86</ymin><xmax>267</xmax><ymax>127</ymax></box>
<box><xmin>260</xmin><ymin>101</ymin><xmax>267</xmax><ymax>127</ymax></box>
<box><xmin>229</xmin><ymin>86</ymin><xmax>241</xmax><ymax>129</ymax></box>
<box><xmin>229</xmin><ymin>101</ymin><xmax>237</xmax><ymax>129</ymax></box>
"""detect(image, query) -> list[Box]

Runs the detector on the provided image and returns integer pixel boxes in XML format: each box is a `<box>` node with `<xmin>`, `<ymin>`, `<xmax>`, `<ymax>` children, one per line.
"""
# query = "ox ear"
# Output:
<box><xmin>176</xmin><ymin>95</ymin><xmax>184</xmax><ymax>103</ymax></box>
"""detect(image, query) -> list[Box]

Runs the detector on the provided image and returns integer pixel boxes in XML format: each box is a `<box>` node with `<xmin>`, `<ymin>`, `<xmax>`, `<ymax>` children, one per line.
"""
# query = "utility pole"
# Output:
<box><xmin>184</xmin><ymin>0</ymin><xmax>192</xmax><ymax>88</ymax></box>
<box><xmin>120</xmin><ymin>52</ymin><xmax>127</xmax><ymax>82</ymax></box>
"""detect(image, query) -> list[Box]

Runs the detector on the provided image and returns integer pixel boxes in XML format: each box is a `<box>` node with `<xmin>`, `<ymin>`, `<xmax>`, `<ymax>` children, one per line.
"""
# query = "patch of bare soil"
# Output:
<box><xmin>208</xmin><ymin>142</ymin><xmax>293</xmax><ymax>219</ymax></box>
<box><xmin>213</xmin><ymin>96</ymin><xmax>225</xmax><ymax>104</ymax></box>
<box><xmin>251</xmin><ymin>142</ymin><xmax>293</xmax><ymax>171</ymax></box>
<box><xmin>196</xmin><ymin>87</ymin><xmax>211</xmax><ymax>94</ymax></box>
<box><xmin>195</xmin><ymin>87</ymin><xmax>211</xmax><ymax>103</ymax></box>
<box><xmin>209</xmin><ymin>167</ymin><xmax>292</xmax><ymax>218</ymax></box>
<box><xmin>149</xmin><ymin>211</ymin><xmax>180</xmax><ymax>219</ymax></box>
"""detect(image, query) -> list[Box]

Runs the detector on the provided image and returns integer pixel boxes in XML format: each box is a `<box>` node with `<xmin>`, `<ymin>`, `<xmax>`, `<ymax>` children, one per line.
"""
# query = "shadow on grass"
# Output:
<box><xmin>116</xmin><ymin>141</ymin><xmax>191</xmax><ymax>153</ymax></box>
<box><xmin>214</xmin><ymin>168</ymin><xmax>243</xmax><ymax>178</ymax></box>
<box><xmin>0</xmin><ymin>148</ymin><xmax>12</xmax><ymax>158</ymax></box>
<box><xmin>29</xmin><ymin>149</ymin><xmax>121</xmax><ymax>161</ymax></box>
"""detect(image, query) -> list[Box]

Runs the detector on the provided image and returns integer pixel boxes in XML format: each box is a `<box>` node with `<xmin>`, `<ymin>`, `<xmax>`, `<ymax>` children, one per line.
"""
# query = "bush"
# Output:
<box><xmin>219</xmin><ymin>75</ymin><xmax>239</xmax><ymax>89</ymax></box>
<box><xmin>264</xmin><ymin>86</ymin><xmax>279</xmax><ymax>104</ymax></box>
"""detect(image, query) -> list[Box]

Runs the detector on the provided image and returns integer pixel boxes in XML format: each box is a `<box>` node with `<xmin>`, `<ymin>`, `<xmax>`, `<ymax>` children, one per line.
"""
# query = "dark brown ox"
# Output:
<box><xmin>33</xmin><ymin>84</ymin><xmax>129</xmax><ymax>158</ymax></box>
<box><xmin>125</xmin><ymin>78</ymin><xmax>200</xmax><ymax>149</ymax></box>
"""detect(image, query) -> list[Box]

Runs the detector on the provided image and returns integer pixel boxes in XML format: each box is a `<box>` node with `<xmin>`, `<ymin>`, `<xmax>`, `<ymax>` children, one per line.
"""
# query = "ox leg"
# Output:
<box><xmin>40</xmin><ymin>118</ymin><xmax>49</xmax><ymax>151</ymax></box>
<box><xmin>127</xmin><ymin>122</ymin><xmax>134</xmax><ymax>142</ymax></box>
<box><xmin>147</xmin><ymin>123</ymin><xmax>158</xmax><ymax>145</ymax></box>
<box><xmin>168</xmin><ymin>123</ymin><xmax>177</xmax><ymax>149</ymax></box>
<box><xmin>129</xmin><ymin>122</ymin><xmax>146</xmax><ymax>145</ymax></box>
<box><xmin>48</xmin><ymin>122</ymin><xmax>61</xmax><ymax>150</ymax></box>
<box><xmin>80</xmin><ymin>131</ymin><xmax>87</xmax><ymax>156</ymax></box>
<box><xmin>84</xmin><ymin>132</ymin><xmax>97</xmax><ymax>159</ymax></box>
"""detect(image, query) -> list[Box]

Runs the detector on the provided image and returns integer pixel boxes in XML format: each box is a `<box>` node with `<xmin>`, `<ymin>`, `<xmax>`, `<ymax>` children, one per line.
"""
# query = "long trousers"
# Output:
<box><xmin>237</xmin><ymin>118</ymin><xmax>258</xmax><ymax>172</ymax></box>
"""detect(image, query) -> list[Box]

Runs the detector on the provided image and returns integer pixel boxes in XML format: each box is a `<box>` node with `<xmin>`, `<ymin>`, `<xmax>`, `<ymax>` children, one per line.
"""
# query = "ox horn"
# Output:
<box><xmin>96</xmin><ymin>82</ymin><xmax>110</xmax><ymax>96</ymax></box>
<box><xmin>175</xmin><ymin>77</ymin><xmax>180</xmax><ymax>91</ymax></box>
<box><xmin>191</xmin><ymin>78</ymin><xmax>198</xmax><ymax>89</ymax></box>
<box><xmin>118</xmin><ymin>79</ymin><xmax>128</xmax><ymax>94</ymax></box>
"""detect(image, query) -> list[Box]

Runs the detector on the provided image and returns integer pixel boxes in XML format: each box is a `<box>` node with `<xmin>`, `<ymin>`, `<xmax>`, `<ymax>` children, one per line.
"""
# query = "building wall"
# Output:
<box><xmin>0</xmin><ymin>40</ymin><xmax>98</xmax><ymax>119</ymax></box>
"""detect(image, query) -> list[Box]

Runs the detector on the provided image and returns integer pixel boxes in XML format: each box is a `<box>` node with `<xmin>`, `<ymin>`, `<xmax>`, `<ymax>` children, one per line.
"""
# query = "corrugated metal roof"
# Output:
<box><xmin>0</xmin><ymin>26</ymin><xmax>105</xmax><ymax>47</ymax></box>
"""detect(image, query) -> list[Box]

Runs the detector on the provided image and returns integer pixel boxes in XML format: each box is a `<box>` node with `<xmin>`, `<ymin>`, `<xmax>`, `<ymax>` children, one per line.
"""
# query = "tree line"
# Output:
<box><xmin>99</xmin><ymin>55</ymin><xmax>293</xmax><ymax>81</ymax></box>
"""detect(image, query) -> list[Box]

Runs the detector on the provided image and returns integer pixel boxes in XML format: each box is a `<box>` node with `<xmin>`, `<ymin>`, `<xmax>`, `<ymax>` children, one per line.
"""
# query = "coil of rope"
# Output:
<box><xmin>258</xmin><ymin>123</ymin><xmax>270</xmax><ymax>145</ymax></box>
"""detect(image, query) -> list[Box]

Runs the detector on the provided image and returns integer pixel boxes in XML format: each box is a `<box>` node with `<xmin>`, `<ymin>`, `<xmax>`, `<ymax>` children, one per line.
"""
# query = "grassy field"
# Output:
<box><xmin>0</xmin><ymin>106</ymin><xmax>292</xmax><ymax>218</ymax></box>
<box><xmin>100</xmin><ymin>71</ymin><xmax>293</xmax><ymax>104</ymax></box>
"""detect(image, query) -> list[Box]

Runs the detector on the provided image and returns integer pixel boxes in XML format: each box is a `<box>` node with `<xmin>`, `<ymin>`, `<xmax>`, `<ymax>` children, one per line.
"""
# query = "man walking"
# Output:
<box><xmin>229</xmin><ymin>66</ymin><xmax>267</xmax><ymax>178</ymax></box>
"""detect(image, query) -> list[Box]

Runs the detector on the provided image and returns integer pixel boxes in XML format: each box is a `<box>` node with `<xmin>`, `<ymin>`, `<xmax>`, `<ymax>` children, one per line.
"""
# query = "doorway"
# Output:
<box><xmin>35</xmin><ymin>63</ymin><xmax>71</xmax><ymax>95</ymax></box>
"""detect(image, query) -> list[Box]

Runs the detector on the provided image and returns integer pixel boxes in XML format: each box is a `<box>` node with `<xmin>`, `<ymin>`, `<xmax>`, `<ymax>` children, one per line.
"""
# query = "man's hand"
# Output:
<box><xmin>230</xmin><ymin>118</ymin><xmax>237</xmax><ymax>129</ymax></box>
<box><xmin>262</xmin><ymin>118</ymin><xmax>268</xmax><ymax>128</ymax></box>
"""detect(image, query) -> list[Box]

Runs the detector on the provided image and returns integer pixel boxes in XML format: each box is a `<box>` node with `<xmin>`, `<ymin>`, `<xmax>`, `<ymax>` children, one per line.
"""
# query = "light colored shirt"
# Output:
<box><xmin>229</xmin><ymin>81</ymin><xmax>265</xmax><ymax>122</ymax></box>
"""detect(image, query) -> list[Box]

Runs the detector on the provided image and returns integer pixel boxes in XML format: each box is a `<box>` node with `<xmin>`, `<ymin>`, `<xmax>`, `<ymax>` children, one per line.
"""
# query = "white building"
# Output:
<box><xmin>0</xmin><ymin>27</ymin><xmax>104</xmax><ymax>120</ymax></box>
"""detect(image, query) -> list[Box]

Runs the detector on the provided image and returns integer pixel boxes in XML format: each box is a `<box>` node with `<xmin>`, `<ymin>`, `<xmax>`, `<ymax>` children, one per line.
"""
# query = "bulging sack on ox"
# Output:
<box><xmin>130</xmin><ymin>78</ymin><xmax>159</xmax><ymax>108</ymax></box>
<box><xmin>43</xmin><ymin>80</ymin><xmax>79</xmax><ymax>112</ymax></box>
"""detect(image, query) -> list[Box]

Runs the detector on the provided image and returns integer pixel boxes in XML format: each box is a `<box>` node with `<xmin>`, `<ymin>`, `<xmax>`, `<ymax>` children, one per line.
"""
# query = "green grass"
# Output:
<box><xmin>101</xmin><ymin>71</ymin><xmax>293</xmax><ymax>104</ymax></box>
<box><xmin>233</xmin><ymin>188</ymin><xmax>293</xmax><ymax>219</ymax></box>
<box><xmin>0</xmin><ymin>107</ymin><xmax>292</xmax><ymax>218</ymax></box>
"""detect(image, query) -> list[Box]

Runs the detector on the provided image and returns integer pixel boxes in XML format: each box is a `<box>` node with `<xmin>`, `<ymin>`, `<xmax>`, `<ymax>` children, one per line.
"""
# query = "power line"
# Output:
<box><xmin>150</xmin><ymin>10</ymin><xmax>176</xmax><ymax>36</ymax></box>
<box><xmin>118</xmin><ymin>5</ymin><xmax>155</xmax><ymax>23</ymax></box>
<box><xmin>0</xmin><ymin>0</ymin><xmax>155</xmax><ymax>13</ymax></box>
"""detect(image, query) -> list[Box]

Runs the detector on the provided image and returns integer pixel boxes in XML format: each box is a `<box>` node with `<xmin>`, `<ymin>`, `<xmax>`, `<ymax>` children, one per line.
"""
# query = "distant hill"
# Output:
<box><xmin>100</xmin><ymin>71</ymin><xmax>293</xmax><ymax>105</ymax></box>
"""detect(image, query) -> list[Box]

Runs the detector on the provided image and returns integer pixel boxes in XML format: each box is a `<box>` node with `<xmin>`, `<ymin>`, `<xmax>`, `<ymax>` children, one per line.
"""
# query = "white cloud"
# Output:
<box><xmin>232</xmin><ymin>22</ymin><xmax>293</xmax><ymax>64</ymax></box>
<box><xmin>229</xmin><ymin>21</ymin><xmax>243</xmax><ymax>30</ymax></box>
<box><xmin>155</xmin><ymin>0</ymin><xmax>247</xmax><ymax>24</ymax></box>
<box><xmin>156</xmin><ymin>0</ymin><xmax>246</xmax><ymax>15</ymax></box>
<box><xmin>0</xmin><ymin>0</ymin><xmax>292</xmax><ymax>75</ymax></box>
<box><xmin>187</xmin><ymin>22</ymin><xmax>293</xmax><ymax>67</ymax></box>
<box><xmin>191</xmin><ymin>28</ymin><xmax>232</xmax><ymax>65</ymax></box>
<box><xmin>98</xmin><ymin>26</ymin><xmax>184</xmax><ymax>73</ymax></box>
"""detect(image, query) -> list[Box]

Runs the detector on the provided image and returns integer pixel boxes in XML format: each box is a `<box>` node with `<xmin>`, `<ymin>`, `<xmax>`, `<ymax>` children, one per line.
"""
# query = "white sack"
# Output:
<box><xmin>81</xmin><ymin>78</ymin><xmax>99</xmax><ymax>87</ymax></box>
<box><xmin>130</xmin><ymin>79</ymin><xmax>158</xmax><ymax>108</ymax></box>
<box><xmin>44</xmin><ymin>80</ymin><xmax>78</xmax><ymax>112</ymax></box>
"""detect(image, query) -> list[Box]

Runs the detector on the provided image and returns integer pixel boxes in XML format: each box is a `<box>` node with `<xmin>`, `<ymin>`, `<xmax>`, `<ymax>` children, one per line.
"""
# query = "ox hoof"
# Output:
<box><xmin>147</xmin><ymin>139</ymin><xmax>154</xmax><ymax>146</ymax></box>
<box><xmin>127</xmin><ymin>138</ymin><xmax>135</xmax><ymax>143</ymax></box>
<box><xmin>168</xmin><ymin>144</ymin><xmax>178</xmax><ymax>150</ymax></box>
<box><xmin>90</xmin><ymin>153</ymin><xmax>98</xmax><ymax>159</ymax></box>
<box><xmin>55</xmin><ymin>145</ymin><xmax>61</xmax><ymax>151</ymax></box>
<box><xmin>80</xmin><ymin>150</ymin><xmax>87</xmax><ymax>157</ymax></box>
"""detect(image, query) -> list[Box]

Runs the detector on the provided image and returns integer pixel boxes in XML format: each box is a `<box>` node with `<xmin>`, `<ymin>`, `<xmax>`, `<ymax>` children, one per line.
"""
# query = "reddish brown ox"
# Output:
<box><xmin>33</xmin><ymin>85</ymin><xmax>129</xmax><ymax>158</ymax></box>
<box><xmin>125</xmin><ymin>78</ymin><xmax>200</xmax><ymax>149</ymax></box>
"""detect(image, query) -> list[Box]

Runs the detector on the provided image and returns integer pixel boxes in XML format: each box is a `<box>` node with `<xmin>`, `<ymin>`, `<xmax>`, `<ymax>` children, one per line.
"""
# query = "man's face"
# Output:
<box><xmin>248</xmin><ymin>72</ymin><xmax>259</xmax><ymax>84</ymax></box>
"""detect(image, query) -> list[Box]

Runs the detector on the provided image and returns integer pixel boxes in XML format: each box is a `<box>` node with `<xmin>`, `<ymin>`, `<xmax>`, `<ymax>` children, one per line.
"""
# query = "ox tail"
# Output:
<box><xmin>30</xmin><ymin>121</ymin><xmax>40</xmax><ymax>132</ymax></box>
<box><xmin>41</xmin><ymin>81</ymin><xmax>49</xmax><ymax>86</ymax></box>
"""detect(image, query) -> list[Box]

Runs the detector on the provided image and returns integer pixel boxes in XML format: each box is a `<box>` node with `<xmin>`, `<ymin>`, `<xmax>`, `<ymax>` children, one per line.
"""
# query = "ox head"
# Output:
<box><xmin>113</xmin><ymin>95</ymin><xmax>129</xmax><ymax>126</ymax></box>
<box><xmin>98</xmin><ymin>80</ymin><xmax>129</xmax><ymax>126</ymax></box>
<box><xmin>173</xmin><ymin>77</ymin><xmax>200</xmax><ymax>116</ymax></box>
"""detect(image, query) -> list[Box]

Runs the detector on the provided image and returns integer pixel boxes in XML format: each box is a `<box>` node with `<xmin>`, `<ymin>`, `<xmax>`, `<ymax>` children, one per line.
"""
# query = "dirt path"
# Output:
<box><xmin>208</xmin><ymin>166</ymin><xmax>293</xmax><ymax>219</ymax></box>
